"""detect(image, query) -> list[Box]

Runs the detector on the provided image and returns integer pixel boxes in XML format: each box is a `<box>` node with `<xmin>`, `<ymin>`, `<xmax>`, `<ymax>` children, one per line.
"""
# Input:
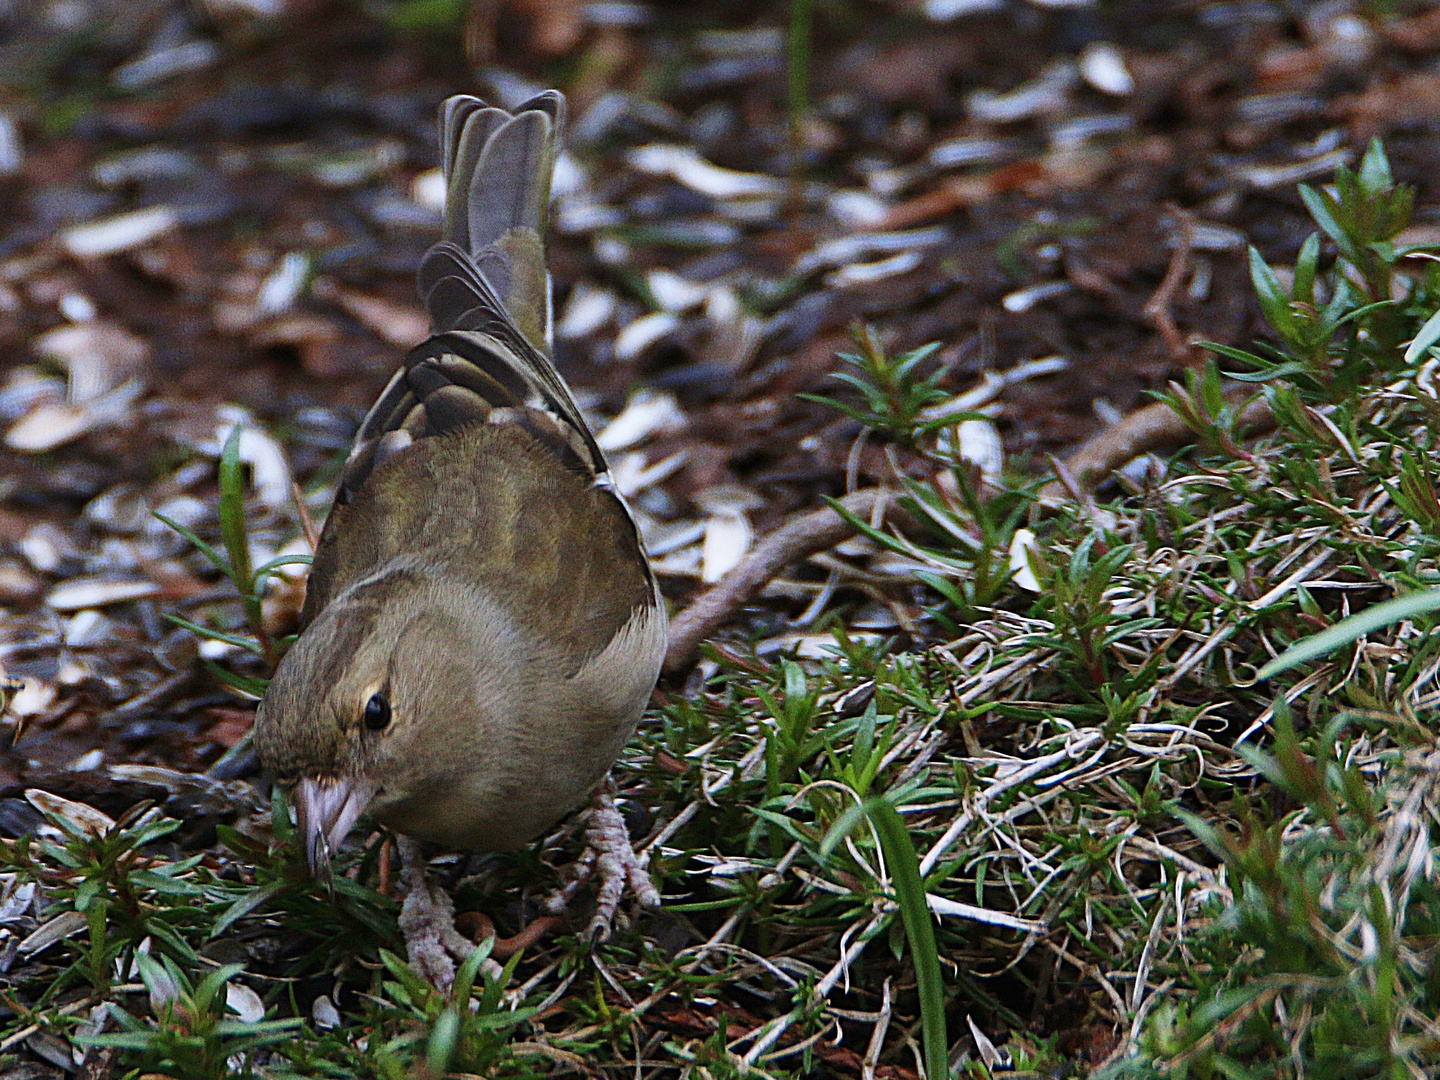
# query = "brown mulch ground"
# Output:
<box><xmin>1</xmin><ymin>0</ymin><xmax>1438</xmax><ymax>1060</ymax></box>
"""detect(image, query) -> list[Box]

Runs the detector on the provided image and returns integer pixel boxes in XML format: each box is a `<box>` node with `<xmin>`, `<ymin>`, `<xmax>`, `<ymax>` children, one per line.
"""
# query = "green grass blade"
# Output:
<box><xmin>1404</xmin><ymin>304</ymin><xmax>1440</xmax><ymax>363</ymax></box>
<box><xmin>426</xmin><ymin>1007</ymin><xmax>460</xmax><ymax>1075</ymax></box>
<box><xmin>217</xmin><ymin>424</ymin><xmax>253</xmax><ymax>593</ymax></box>
<box><xmin>152</xmin><ymin>511</ymin><xmax>229</xmax><ymax>574</ymax></box>
<box><xmin>162</xmin><ymin>613</ymin><xmax>265</xmax><ymax>656</ymax></box>
<box><xmin>250</xmin><ymin>553</ymin><xmax>314</xmax><ymax>593</ymax></box>
<box><xmin>212</xmin><ymin>881</ymin><xmax>283</xmax><ymax>939</ymax></box>
<box><xmin>1248</xmin><ymin>247</ymin><xmax>1297</xmax><ymax>340</ymax></box>
<box><xmin>202</xmin><ymin>660</ymin><xmax>269</xmax><ymax>698</ymax></box>
<box><xmin>867</xmin><ymin>800</ymin><xmax>949</xmax><ymax>1080</ymax></box>
<box><xmin>1257</xmin><ymin>589</ymin><xmax>1440</xmax><ymax>679</ymax></box>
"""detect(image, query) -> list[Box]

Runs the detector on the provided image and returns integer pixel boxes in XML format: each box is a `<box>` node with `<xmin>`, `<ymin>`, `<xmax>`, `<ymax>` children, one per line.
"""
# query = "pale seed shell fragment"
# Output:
<box><xmin>0</xmin><ymin>112</ymin><xmax>21</xmax><ymax>176</ymax></box>
<box><xmin>146</xmin><ymin>952</ymin><xmax>182</xmax><ymax>1014</ymax></box>
<box><xmin>0</xmin><ymin>881</ymin><xmax>37</xmax><ymax>922</ymax></box>
<box><xmin>557</xmin><ymin>282</ymin><xmax>617</xmax><ymax>340</ymax></box>
<box><xmin>6</xmin><ymin>679</ymin><xmax>56</xmax><ymax>717</ymax></box>
<box><xmin>46</xmin><ymin>578</ymin><xmax>160</xmax><ymax>611</ymax></box>
<box><xmin>1233</xmin><ymin>149</ymin><xmax>1351</xmax><ymax>190</ymax></box>
<box><xmin>0</xmin><ymin>368</ymin><xmax>65</xmax><ymax>420</ymax></box>
<box><xmin>925</xmin><ymin>0</ymin><xmax>1004</xmax><ymax>17</ymax></box>
<box><xmin>551</xmin><ymin>151</ymin><xmax>584</xmax><ymax>198</ymax></box>
<box><xmin>614</xmin><ymin>312</ymin><xmax>680</xmax><ymax>362</ymax></box>
<box><xmin>62</xmin><ymin>205</ymin><xmax>179</xmax><ymax>258</ymax></box>
<box><xmin>312</xmin><ymin>994</ymin><xmax>342</xmax><ymax>1029</ymax></box>
<box><xmin>826</xmin><ymin>189</ymin><xmax>890</xmax><ymax>228</ymax></box>
<box><xmin>702</xmin><ymin>511</ymin><xmax>752</xmax><ymax>584</ymax></box>
<box><xmin>1179</xmin><ymin>221</ymin><xmax>1247</xmax><ymax>251</ymax></box>
<box><xmin>200</xmin><ymin>638</ymin><xmax>239</xmax><ymax>661</ymax></box>
<box><xmin>64</xmin><ymin>610</ymin><xmax>110</xmax><ymax>647</ymax></box>
<box><xmin>257</xmin><ymin>252</ymin><xmax>311</xmax><ymax>315</ymax></box>
<box><xmin>596</xmin><ymin>389</ymin><xmax>686</xmax><ymax>451</ymax></box>
<box><xmin>1002</xmin><ymin>280</ymin><xmax>1072</xmax><ymax>313</ymax></box>
<box><xmin>26</xmin><ymin>788</ymin><xmax>117</xmax><ymax>836</ymax></box>
<box><xmin>794</xmin><ymin>226</ymin><xmax>950</xmax><ymax>275</ymax></box>
<box><xmin>34</xmin><ymin>320</ymin><xmax>150</xmax><ymax>399</ymax></box>
<box><xmin>647</xmin><ymin>269</ymin><xmax>710</xmax><ymax>313</ymax></box>
<box><xmin>628</xmin><ymin>144</ymin><xmax>785</xmax><ymax>199</ymax></box>
<box><xmin>929</xmin><ymin>135</ymin><xmax>1018</xmax><ymax>169</ymax></box>
<box><xmin>955</xmin><ymin>418</ymin><xmax>1004</xmax><ymax>484</ymax></box>
<box><xmin>1009</xmin><ymin>528</ymin><xmax>1042</xmax><ymax>592</ymax></box>
<box><xmin>919</xmin><ymin>355</ymin><xmax>1070</xmax><ymax>423</ymax></box>
<box><xmin>6</xmin><ymin>375</ymin><xmax>146</xmax><ymax>453</ymax></box>
<box><xmin>704</xmin><ymin>286</ymin><xmax>741</xmax><ymax>326</ymax></box>
<box><xmin>59</xmin><ymin>292</ymin><xmax>95</xmax><ymax>321</ymax></box>
<box><xmin>18</xmin><ymin>910</ymin><xmax>88</xmax><ymax>955</ymax></box>
<box><xmin>227</xmin><ymin>982</ymin><xmax>266</xmax><ymax>1024</ymax></box>
<box><xmin>612</xmin><ymin>450</ymin><xmax>688</xmax><ymax>498</ymax></box>
<box><xmin>969</xmin><ymin>61</ymin><xmax>1077</xmax><ymax>123</ymax></box>
<box><xmin>112</xmin><ymin>40</ymin><xmax>219</xmax><ymax>90</ymax></box>
<box><xmin>649</xmin><ymin>545</ymin><xmax>703</xmax><ymax>577</ymax></box>
<box><xmin>641</xmin><ymin>517</ymin><xmax>706</xmax><ymax>557</ymax></box>
<box><xmin>6</xmin><ymin>402</ymin><xmax>90</xmax><ymax>452</ymax></box>
<box><xmin>67</xmin><ymin>749</ymin><xmax>103</xmax><ymax>772</ymax></box>
<box><xmin>411</xmin><ymin>167</ymin><xmax>446</xmax><ymax>213</ymax></box>
<box><xmin>1080</xmin><ymin>42</ymin><xmax>1134</xmax><ymax>96</ymax></box>
<box><xmin>825</xmin><ymin>250</ymin><xmax>923</xmax><ymax>288</ymax></box>
<box><xmin>693</xmin><ymin>484</ymin><xmax>765</xmax><ymax>516</ymax></box>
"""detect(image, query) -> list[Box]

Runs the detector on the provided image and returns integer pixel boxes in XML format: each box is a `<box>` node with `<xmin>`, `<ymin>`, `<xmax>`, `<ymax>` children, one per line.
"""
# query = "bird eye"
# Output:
<box><xmin>363</xmin><ymin>693</ymin><xmax>391</xmax><ymax>731</ymax></box>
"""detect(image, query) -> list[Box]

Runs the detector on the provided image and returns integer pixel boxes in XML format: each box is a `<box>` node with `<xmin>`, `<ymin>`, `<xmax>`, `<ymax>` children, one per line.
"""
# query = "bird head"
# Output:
<box><xmin>253</xmin><ymin>572</ymin><xmax>514</xmax><ymax>877</ymax></box>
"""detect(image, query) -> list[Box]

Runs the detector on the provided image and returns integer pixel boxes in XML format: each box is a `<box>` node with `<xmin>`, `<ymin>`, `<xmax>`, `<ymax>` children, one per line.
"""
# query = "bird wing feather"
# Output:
<box><xmin>301</xmin><ymin>91</ymin><xmax>658</xmax><ymax>659</ymax></box>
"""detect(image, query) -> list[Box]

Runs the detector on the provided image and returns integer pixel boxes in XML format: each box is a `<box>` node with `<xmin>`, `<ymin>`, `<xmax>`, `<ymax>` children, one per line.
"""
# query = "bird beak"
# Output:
<box><xmin>294</xmin><ymin>776</ymin><xmax>377</xmax><ymax>880</ymax></box>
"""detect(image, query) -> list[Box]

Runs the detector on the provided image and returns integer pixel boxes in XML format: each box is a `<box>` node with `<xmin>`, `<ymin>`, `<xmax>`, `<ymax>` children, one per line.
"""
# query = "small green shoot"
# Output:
<box><xmin>1200</xmin><ymin>140</ymin><xmax>1438</xmax><ymax>403</ymax></box>
<box><xmin>155</xmin><ymin>423</ymin><xmax>311</xmax><ymax>685</ymax></box>
<box><xmin>375</xmin><ymin>0</ymin><xmax>467</xmax><ymax>32</ymax></box>
<box><xmin>80</xmin><ymin>955</ymin><xmax>303</xmax><ymax>1079</ymax></box>
<box><xmin>801</xmin><ymin>325</ymin><xmax>956</xmax><ymax>445</ymax></box>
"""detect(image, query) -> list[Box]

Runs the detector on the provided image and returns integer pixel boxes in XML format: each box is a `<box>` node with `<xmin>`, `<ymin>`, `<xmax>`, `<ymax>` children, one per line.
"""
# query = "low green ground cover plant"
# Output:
<box><xmin>3</xmin><ymin>142</ymin><xmax>1438</xmax><ymax>1079</ymax></box>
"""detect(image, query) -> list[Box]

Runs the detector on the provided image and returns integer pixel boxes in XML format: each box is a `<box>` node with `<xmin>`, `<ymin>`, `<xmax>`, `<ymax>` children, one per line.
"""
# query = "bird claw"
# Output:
<box><xmin>396</xmin><ymin>837</ymin><xmax>501</xmax><ymax>990</ymax></box>
<box><xmin>543</xmin><ymin>775</ymin><xmax>660</xmax><ymax>942</ymax></box>
<box><xmin>398</xmin><ymin>774</ymin><xmax>658</xmax><ymax>986</ymax></box>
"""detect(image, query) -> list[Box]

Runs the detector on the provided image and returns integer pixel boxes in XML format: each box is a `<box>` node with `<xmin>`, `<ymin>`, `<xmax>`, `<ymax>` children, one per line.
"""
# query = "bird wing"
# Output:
<box><xmin>301</xmin><ymin>92</ymin><xmax>657</xmax><ymax>649</ymax></box>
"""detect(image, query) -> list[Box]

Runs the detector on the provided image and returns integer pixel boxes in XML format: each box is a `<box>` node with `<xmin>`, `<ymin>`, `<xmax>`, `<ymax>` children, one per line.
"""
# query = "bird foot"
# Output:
<box><xmin>396</xmin><ymin>837</ymin><xmax>501</xmax><ymax>989</ymax></box>
<box><xmin>543</xmin><ymin>775</ymin><xmax>660</xmax><ymax>941</ymax></box>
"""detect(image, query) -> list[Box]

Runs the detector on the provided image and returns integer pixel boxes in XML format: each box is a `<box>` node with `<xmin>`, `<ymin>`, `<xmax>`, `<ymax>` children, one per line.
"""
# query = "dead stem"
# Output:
<box><xmin>1143</xmin><ymin>207</ymin><xmax>1197</xmax><ymax>362</ymax></box>
<box><xmin>663</xmin><ymin>488</ymin><xmax>890</xmax><ymax>671</ymax></box>
<box><xmin>1038</xmin><ymin>392</ymin><xmax>1276</xmax><ymax>506</ymax></box>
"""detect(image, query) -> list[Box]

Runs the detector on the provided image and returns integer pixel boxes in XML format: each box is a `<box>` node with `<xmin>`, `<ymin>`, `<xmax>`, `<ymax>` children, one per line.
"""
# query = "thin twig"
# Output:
<box><xmin>291</xmin><ymin>478</ymin><xmax>319</xmax><ymax>552</ymax></box>
<box><xmin>1142</xmin><ymin>208</ymin><xmax>1195</xmax><ymax>361</ymax></box>
<box><xmin>861</xmin><ymin>979</ymin><xmax>892</xmax><ymax>1080</ymax></box>
<box><xmin>1037</xmin><ymin>392</ymin><xmax>1275</xmax><ymax>506</ymax></box>
<box><xmin>663</xmin><ymin>489</ymin><xmax>889</xmax><ymax>671</ymax></box>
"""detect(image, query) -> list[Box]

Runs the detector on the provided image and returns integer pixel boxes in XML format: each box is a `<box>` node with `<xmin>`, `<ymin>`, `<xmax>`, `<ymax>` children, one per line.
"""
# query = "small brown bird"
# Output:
<box><xmin>254</xmin><ymin>91</ymin><xmax>666</xmax><ymax>984</ymax></box>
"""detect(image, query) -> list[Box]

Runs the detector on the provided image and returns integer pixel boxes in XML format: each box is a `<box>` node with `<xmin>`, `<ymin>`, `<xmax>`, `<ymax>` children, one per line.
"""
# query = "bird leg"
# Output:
<box><xmin>396</xmin><ymin>836</ymin><xmax>501</xmax><ymax>989</ymax></box>
<box><xmin>543</xmin><ymin>775</ymin><xmax>660</xmax><ymax>940</ymax></box>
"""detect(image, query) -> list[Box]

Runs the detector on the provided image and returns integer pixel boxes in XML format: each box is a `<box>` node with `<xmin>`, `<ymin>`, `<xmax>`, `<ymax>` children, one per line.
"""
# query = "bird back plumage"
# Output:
<box><xmin>330</xmin><ymin>92</ymin><xmax>600</xmax><ymax>498</ymax></box>
<box><xmin>300</xmin><ymin>92</ymin><xmax>658</xmax><ymax>644</ymax></box>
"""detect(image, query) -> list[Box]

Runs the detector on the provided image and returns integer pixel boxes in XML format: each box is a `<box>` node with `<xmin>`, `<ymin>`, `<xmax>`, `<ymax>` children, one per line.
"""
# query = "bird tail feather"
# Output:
<box><xmin>341</xmin><ymin>90</ymin><xmax>608</xmax><ymax>498</ymax></box>
<box><xmin>422</xmin><ymin>91</ymin><xmax>565</xmax><ymax>352</ymax></box>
